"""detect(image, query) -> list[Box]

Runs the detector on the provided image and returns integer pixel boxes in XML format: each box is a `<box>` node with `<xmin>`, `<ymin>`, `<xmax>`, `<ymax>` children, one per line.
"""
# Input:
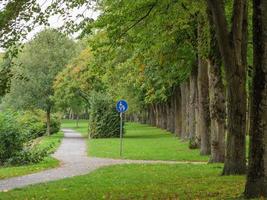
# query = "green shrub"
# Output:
<box><xmin>18</xmin><ymin>110</ymin><xmax>61</xmax><ymax>138</ymax></box>
<box><xmin>89</xmin><ymin>93</ymin><xmax>123</xmax><ymax>138</ymax></box>
<box><xmin>18</xmin><ymin>110</ymin><xmax>46</xmax><ymax>139</ymax></box>
<box><xmin>6</xmin><ymin>145</ymin><xmax>50</xmax><ymax>165</ymax></box>
<box><xmin>0</xmin><ymin>111</ymin><xmax>27</xmax><ymax>165</ymax></box>
<box><xmin>0</xmin><ymin>110</ymin><xmax>61</xmax><ymax>166</ymax></box>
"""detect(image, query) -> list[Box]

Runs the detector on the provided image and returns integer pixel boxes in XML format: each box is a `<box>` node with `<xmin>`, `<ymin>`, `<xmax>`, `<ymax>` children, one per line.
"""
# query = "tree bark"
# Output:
<box><xmin>171</xmin><ymin>94</ymin><xmax>176</xmax><ymax>133</ymax></box>
<box><xmin>155</xmin><ymin>104</ymin><xmax>158</xmax><ymax>127</ymax></box>
<box><xmin>158</xmin><ymin>104</ymin><xmax>165</xmax><ymax>129</ymax></box>
<box><xmin>245</xmin><ymin>0</ymin><xmax>267</xmax><ymax>197</ymax></box>
<box><xmin>180</xmin><ymin>83</ymin><xmax>187</xmax><ymax>139</ymax></box>
<box><xmin>162</xmin><ymin>103</ymin><xmax>167</xmax><ymax>130</ymax></box>
<box><xmin>150</xmin><ymin>104</ymin><xmax>156</xmax><ymax>126</ymax></box>
<box><xmin>166</xmin><ymin>96</ymin><xmax>175</xmax><ymax>133</ymax></box>
<box><xmin>185</xmin><ymin>80</ymin><xmax>190</xmax><ymax>139</ymax></box>
<box><xmin>207</xmin><ymin>0</ymin><xmax>247</xmax><ymax>175</ymax></box>
<box><xmin>198</xmin><ymin>58</ymin><xmax>211</xmax><ymax>155</ymax></box>
<box><xmin>246</xmin><ymin>65</ymin><xmax>253</xmax><ymax>136</ymax></box>
<box><xmin>208</xmin><ymin>60</ymin><xmax>226</xmax><ymax>162</ymax></box>
<box><xmin>153</xmin><ymin>104</ymin><xmax>157</xmax><ymax>126</ymax></box>
<box><xmin>189</xmin><ymin>63</ymin><xmax>199</xmax><ymax>149</ymax></box>
<box><xmin>195</xmin><ymin>79</ymin><xmax>200</xmax><ymax>148</ymax></box>
<box><xmin>158</xmin><ymin>104</ymin><xmax>162</xmax><ymax>128</ymax></box>
<box><xmin>174</xmin><ymin>86</ymin><xmax>182</xmax><ymax>137</ymax></box>
<box><xmin>207</xmin><ymin>6</ymin><xmax>226</xmax><ymax>163</ymax></box>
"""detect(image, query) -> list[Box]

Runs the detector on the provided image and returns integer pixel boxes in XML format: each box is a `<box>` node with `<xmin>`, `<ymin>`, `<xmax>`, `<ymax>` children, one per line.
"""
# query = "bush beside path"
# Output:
<box><xmin>0</xmin><ymin>131</ymin><xmax>63</xmax><ymax>180</ymax></box>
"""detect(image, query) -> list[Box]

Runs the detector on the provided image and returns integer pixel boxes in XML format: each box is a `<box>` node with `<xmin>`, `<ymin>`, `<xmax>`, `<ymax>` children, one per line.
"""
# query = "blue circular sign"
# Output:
<box><xmin>116</xmin><ymin>100</ymin><xmax>128</xmax><ymax>113</ymax></box>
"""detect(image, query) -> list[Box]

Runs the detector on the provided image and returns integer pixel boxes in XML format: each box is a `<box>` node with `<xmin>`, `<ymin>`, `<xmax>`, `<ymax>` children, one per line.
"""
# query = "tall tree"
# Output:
<box><xmin>244</xmin><ymin>0</ymin><xmax>267</xmax><ymax>197</ymax></box>
<box><xmin>3</xmin><ymin>29</ymin><xmax>76</xmax><ymax>135</ymax></box>
<box><xmin>207</xmin><ymin>0</ymin><xmax>248</xmax><ymax>174</ymax></box>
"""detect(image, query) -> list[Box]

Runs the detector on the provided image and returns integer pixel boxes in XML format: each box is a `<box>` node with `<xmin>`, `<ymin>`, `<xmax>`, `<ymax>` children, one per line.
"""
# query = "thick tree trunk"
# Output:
<box><xmin>166</xmin><ymin>100</ymin><xmax>172</xmax><ymax>132</ymax></box>
<box><xmin>207</xmin><ymin>0</ymin><xmax>247</xmax><ymax>175</ymax></box>
<box><xmin>245</xmin><ymin>0</ymin><xmax>267</xmax><ymax>197</ymax></box>
<box><xmin>162</xmin><ymin>103</ymin><xmax>167</xmax><ymax>130</ymax></box>
<box><xmin>195</xmin><ymin>80</ymin><xmax>200</xmax><ymax>148</ymax></box>
<box><xmin>166</xmin><ymin>96</ymin><xmax>175</xmax><ymax>133</ymax></box>
<box><xmin>150</xmin><ymin>105</ymin><xmax>155</xmax><ymax>126</ymax></box>
<box><xmin>180</xmin><ymin>83</ymin><xmax>187</xmax><ymax>139</ymax></box>
<box><xmin>46</xmin><ymin>108</ymin><xmax>51</xmax><ymax>136</ymax></box>
<box><xmin>159</xmin><ymin>104</ymin><xmax>164</xmax><ymax>129</ymax></box>
<box><xmin>246</xmin><ymin>65</ymin><xmax>253</xmax><ymax>136</ymax></box>
<box><xmin>153</xmin><ymin>104</ymin><xmax>157</xmax><ymax>126</ymax></box>
<box><xmin>171</xmin><ymin>94</ymin><xmax>176</xmax><ymax>133</ymax></box>
<box><xmin>207</xmin><ymin>7</ymin><xmax>226</xmax><ymax>163</ymax></box>
<box><xmin>223</xmin><ymin>0</ymin><xmax>248</xmax><ymax>175</ymax></box>
<box><xmin>156</xmin><ymin>104</ymin><xmax>160</xmax><ymax>128</ymax></box>
<box><xmin>185</xmin><ymin>80</ymin><xmax>190</xmax><ymax>139</ymax></box>
<box><xmin>150</xmin><ymin>104</ymin><xmax>156</xmax><ymax>126</ymax></box>
<box><xmin>208</xmin><ymin>60</ymin><xmax>226</xmax><ymax>162</ymax></box>
<box><xmin>189</xmin><ymin>64</ymin><xmax>199</xmax><ymax>149</ymax></box>
<box><xmin>174</xmin><ymin>86</ymin><xmax>182</xmax><ymax>137</ymax></box>
<box><xmin>166</xmin><ymin>101</ymin><xmax>170</xmax><ymax>130</ymax></box>
<box><xmin>158</xmin><ymin>104</ymin><xmax>162</xmax><ymax>128</ymax></box>
<box><xmin>198</xmin><ymin>59</ymin><xmax>211</xmax><ymax>155</ymax></box>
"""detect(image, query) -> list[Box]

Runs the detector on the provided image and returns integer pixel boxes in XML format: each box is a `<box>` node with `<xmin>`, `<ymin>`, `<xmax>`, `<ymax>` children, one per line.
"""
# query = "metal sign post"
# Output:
<box><xmin>116</xmin><ymin>100</ymin><xmax>128</xmax><ymax>157</ymax></box>
<box><xmin>120</xmin><ymin>112</ymin><xmax>123</xmax><ymax>157</ymax></box>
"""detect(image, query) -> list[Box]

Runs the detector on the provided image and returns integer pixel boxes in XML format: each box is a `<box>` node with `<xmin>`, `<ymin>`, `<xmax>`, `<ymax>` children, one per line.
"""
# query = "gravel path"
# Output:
<box><xmin>0</xmin><ymin>129</ymin><xmax>206</xmax><ymax>191</ymax></box>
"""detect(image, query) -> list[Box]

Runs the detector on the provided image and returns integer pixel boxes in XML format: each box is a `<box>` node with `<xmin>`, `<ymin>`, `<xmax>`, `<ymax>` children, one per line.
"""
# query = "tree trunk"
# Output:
<box><xmin>158</xmin><ymin>104</ymin><xmax>163</xmax><ymax>128</ymax></box>
<box><xmin>166</xmin><ymin>100</ymin><xmax>171</xmax><ymax>132</ymax></box>
<box><xmin>244</xmin><ymin>0</ymin><xmax>267</xmax><ymax>197</ymax></box>
<box><xmin>208</xmin><ymin>60</ymin><xmax>226</xmax><ymax>163</ymax></box>
<box><xmin>174</xmin><ymin>86</ymin><xmax>182</xmax><ymax>137</ymax></box>
<box><xmin>223</xmin><ymin>0</ymin><xmax>248</xmax><ymax>175</ymax></box>
<box><xmin>150</xmin><ymin>104</ymin><xmax>154</xmax><ymax>126</ymax></box>
<box><xmin>76</xmin><ymin>115</ymin><xmax>79</xmax><ymax>128</ymax></box>
<box><xmin>246</xmin><ymin>65</ymin><xmax>253</xmax><ymax>136</ymax></box>
<box><xmin>162</xmin><ymin>103</ymin><xmax>167</xmax><ymax>130</ymax></box>
<box><xmin>155</xmin><ymin>104</ymin><xmax>160</xmax><ymax>128</ymax></box>
<box><xmin>153</xmin><ymin>104</ymin><xmax>157</xmax><ymax>126</ymax></box>
<box><xmin>207</xmin><ymin>7</ymin><xmax>226</xmax><ymax>162</ymax></box>
<box><xmin>185</xmin><ymin>80</ymin><xmax>190</xmax><ymax>139</ymax></box>
<box><xmin>180</xmin><ymin>83</ymin><xmax>187</xmax><ymax>139</ymax></box>
<box><xmin>166</xmin><ymin>97</ymin><xmax>175</xmax><ymax>133</ymax></box>
<box><xmin>46</xmin><ymin>108</ymin><xmax>51</xmax><ymax>136</ymax></box>
<box><xmin>150</xmin><ymin>105</ymin><xmax>154</xmax><ymax>125</ymax></box>
<box><xmin>189</xmin><ymin>63</ymin><xmax>199</xmax><ymax>149</ymax></box>
<box><xmin>195</xmin><ymin>79</ymin><xmax>200</xmax><ymax>148</ymax></box>
<box><xmin>170</xmin><ymin>94</ymin><xmax>176</xmax><ymax>133</ymax></box>
<box><xmin>198</xmin><ymin>58</ymin><xmax>211</xmax><ymax>155</ymax></box>
<box><xmin>207</xmin><ymin>0</ymin><xmax>247</xmax><ymax>175</ymax></box>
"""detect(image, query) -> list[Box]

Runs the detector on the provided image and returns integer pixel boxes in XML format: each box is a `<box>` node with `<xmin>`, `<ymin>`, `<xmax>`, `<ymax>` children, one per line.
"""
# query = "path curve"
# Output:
<box><xmin>0</xmin><ymin>129</ymin><xmax>206</xmax><ymax>191</ymax></box>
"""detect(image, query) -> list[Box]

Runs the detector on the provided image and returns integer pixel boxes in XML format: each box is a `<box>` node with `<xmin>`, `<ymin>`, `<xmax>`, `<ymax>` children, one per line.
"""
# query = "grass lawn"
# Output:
<box><xmin>0</xmin><ymin>163</ymin><xmax>246</xmax><ymax>200</ymax></box>
<box><xmin>0</xmin><ymin>132</ymin><xmax>63</xmax><ymax>180</ymax></box>
<box><xmin>62</xmin><ymin>120</ymin><xmax>209</xmax><ymax>162</ymax></box>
